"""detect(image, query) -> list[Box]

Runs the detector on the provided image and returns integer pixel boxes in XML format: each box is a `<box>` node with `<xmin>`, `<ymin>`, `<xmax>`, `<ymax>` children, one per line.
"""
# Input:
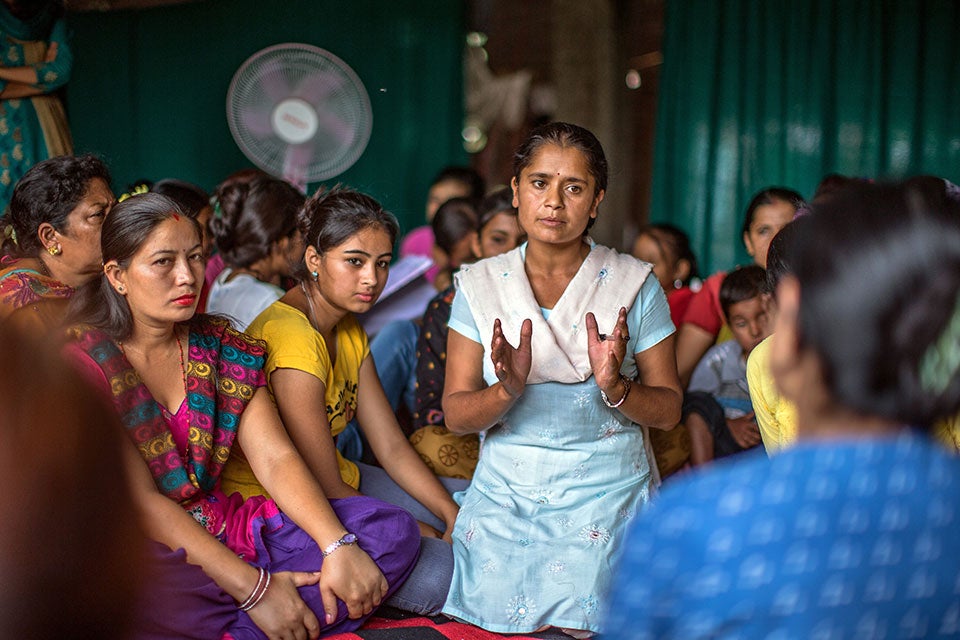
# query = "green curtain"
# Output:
<box><xmin>66</xmin><ymin>0</ymin><xmax>466</xmax><ymax>234</ymax></box>
<box><xmin>652</xmin><ymin>0</ymin><xmax>960</xmax><ymax>275</ymax></box>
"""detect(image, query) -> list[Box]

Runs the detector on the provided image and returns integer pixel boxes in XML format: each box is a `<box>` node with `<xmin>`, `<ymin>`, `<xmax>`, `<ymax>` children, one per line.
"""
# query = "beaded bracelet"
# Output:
<box><xmin>600</xmin><ymin>375</ymin><xmax>632</xmax><ymax>409</ymax></box>
<box><xmin>237</xmin><ymin>566</ymin><xmax>271</xmax><ymax>612</ymax></box>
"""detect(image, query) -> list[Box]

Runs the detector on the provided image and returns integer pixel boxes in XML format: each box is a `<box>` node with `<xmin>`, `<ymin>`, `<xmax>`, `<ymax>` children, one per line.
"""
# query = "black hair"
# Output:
<box><xmin>210</xmin><ymin>176</ymin><xmax>303</xmax><ymax>269</ymax></box>
<box><xmin>640</xmin><ymin>222</ymin><xmax>699</xmax><ymax>285</ymax></box>
<box><xmin>513</xmin><ymin>121</ymin><xmax>608</xmax><ymax>196</ymax></box>
<box><xmin>3</xmin><ymin>154</ymin><xmax>111</xmax><ymax>258</ymax></box>
<box><xmin>66</xmin><ymin>193</ymin><xmax>199</xmax><ymax>340</ymax></box>
<box><xmin>719</xmin><ymin>264</ymin><xmax>766</xmax><ymax>318</ymax></box>
<box><xmin>295</xmin><ymin>185</ymin><xmax>399</xmax><ymax>282</ymax></box>
<box><xmin>740</xmin><ymin>187</ymin><xmax>805</xmax><ymax>237</ymax></box>
<box><xmin>512</xmin><ymin>122</ymin><xmax>608</xmax><ymax>232</ymax></box>
<box><xmin>763</xmin><ymin>217</ymin><xmax>807</xmax><ymax>295</ymax></box>
<box><xmin>432</xmin><ymin>197</ymin><xmax>478</xmax><ymax>256</ymax></box>
<box><xmin>430</xmin><ymin>166</ymin><xmax>486</xmax><ymax>202</ymax></box>
<box><xmin>478</xmin><ymin>186</ymin><xmax>517</xmax><ymax>230</ymax></box>
<box><xmin>812</xmin><ymin>173</ymin><xmax>863</xmax><ymax>202</ymax></box>
<box><xmin>151</xmin><ymin>179</ymin><xmax>210</xmax><ymax>218</ymax></box>
<box><xmin>793</xmin><ymin>179</ymin><xmax>960</xmax><ymax>427</ymax></box>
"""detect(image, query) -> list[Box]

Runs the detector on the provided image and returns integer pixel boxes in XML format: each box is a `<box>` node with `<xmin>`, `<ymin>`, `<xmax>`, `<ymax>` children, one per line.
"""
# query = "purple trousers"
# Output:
<box><xmin>133</xmin><ymin>495</ymin><xmax>420</xmax><ymax>639</ymax></box>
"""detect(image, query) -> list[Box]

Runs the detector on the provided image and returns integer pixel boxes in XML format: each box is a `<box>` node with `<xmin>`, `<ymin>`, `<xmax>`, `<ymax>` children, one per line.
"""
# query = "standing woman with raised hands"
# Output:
<box><xmin>64</xmin><ymin>193</ymin><xmax>420</xmax><ymax>640</ymax></box>
<box><xmin>441</xmin><ymin>122</ymin><xmax>682</xmax><ymax>637</ymax></box>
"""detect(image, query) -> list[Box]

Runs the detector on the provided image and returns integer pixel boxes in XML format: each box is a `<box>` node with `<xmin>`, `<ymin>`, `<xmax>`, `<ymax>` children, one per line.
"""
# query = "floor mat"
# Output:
<box><xmin>326</xmin><ymin>607</ymin><xmax>572</xmax><ymax>640</ymax></box>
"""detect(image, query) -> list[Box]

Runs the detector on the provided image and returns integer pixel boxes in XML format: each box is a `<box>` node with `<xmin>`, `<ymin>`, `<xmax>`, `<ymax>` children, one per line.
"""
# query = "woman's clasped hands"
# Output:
<box><xmin>246</xmin><ymin>569</ymin><xmax>322</xmax><ymax>640</ymax></box>
<box><xmin>247</xmin><ymin>543</ymin><xmax>388</xmax><ymax>640</ymax></box>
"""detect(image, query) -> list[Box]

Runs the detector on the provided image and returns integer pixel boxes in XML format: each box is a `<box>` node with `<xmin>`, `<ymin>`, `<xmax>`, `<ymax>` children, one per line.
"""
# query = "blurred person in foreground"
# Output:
<box><xmin>0</xmin><ymin>322</ymin><xmax>143</xmax><ymax>639</ymax></box>
<box><xmin>604</xmin><ymin>180</ymin><xmax>960</xmax><ymax>639</ymax></box>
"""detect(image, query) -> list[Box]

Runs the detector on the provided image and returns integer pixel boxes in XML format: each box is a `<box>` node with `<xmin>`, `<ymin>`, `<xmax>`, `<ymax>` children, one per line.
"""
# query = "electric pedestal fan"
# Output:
<box><xmin>226</xmin><ymin>43</ymin><xmax>373</xmax><ymax>190</ymax></box>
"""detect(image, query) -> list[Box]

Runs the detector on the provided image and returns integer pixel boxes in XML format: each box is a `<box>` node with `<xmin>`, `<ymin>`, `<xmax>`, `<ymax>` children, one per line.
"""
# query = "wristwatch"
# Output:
<box><xmin>322</xmin><ymin>532</ymin><xmax>358</xmax><ymax>557</ymax></box>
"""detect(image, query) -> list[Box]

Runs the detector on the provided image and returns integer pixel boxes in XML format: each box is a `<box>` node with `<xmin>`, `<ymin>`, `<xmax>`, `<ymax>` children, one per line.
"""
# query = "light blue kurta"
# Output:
<box><xmin>442</xmin><ymin>252</ymin><xmax>674</xmax><ymax>634</ymax></box>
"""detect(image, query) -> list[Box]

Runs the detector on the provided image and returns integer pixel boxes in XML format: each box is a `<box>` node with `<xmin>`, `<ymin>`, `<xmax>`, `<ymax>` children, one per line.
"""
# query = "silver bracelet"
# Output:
<box><xmin>600</xmin><ymin>375</ymin><xmax>631</xmax><ymax>408</ymax></box>
<box><xmin>241</xmin><ymin>570</ymin><xmax>271</xmax><ymax>612</ymax></box>
<box><xmin>238</xmin><ymin>566</ymin><xmax>270</xmax><ymax>611</ymax></box>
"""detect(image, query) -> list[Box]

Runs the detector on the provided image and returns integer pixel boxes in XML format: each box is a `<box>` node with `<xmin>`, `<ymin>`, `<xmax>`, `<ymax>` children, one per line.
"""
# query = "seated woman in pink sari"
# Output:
<box><xmin>0</xmin><ymin>153</ymin><xmax>112</xmax><ymax>333</ymax></box>
<box><xmin>65</xmin><ymin>193</ymin><xmax>420</xmax><ymax>640</ymax></box>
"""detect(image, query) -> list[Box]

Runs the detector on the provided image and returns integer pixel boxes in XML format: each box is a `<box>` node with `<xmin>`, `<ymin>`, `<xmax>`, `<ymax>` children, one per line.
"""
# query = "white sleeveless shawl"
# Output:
<box><xmin>456</xmin><ymin>241</ymin><xmax>653</xmax><ymax>385</ymax></box>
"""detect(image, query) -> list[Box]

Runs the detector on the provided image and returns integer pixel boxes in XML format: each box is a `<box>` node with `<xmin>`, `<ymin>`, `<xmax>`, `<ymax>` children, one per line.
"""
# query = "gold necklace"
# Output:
<box><xmin>175</xmin><ymin>330</ymin><xmax>190</xmax><ymax>462</ymax></box>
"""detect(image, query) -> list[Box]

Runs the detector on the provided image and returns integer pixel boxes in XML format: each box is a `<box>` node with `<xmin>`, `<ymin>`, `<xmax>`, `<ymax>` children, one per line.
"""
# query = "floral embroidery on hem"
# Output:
<box><xmin>579</xmin><ymin>524</ymin><xmax>611</xmax><ymax>546</ymax></box>
<box><xmin>577</xmin><ymin>594</ymin><xmax>599</xmax><ymax>616</ymax></box>
<box><xmin>506</xmin><ymin>595</ymin><xmax>536</xmax><ymax>625</ymax></box>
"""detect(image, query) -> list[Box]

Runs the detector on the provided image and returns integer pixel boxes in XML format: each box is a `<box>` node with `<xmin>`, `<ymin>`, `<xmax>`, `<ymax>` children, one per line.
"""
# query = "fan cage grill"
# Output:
<box><xmin>227</xmin><ymin>43</ymin><xmax>373</xmax><ymax>183</ymax></box>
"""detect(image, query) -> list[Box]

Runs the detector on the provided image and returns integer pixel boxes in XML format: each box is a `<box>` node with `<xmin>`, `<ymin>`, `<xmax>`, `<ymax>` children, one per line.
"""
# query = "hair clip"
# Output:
<box><xmin>919</xmin><ymin>294</ymin><xmax>960</xmax><ymax>395</ymax></box>
<box><xmin>118</xmin><ymin>183</ymin><xmax>150</xmax><ymax>203</ymax></box>
<box><xmin>2</xmin><ymin>223</ymin><xmax>16</xmax><ymax>246</ymax></box>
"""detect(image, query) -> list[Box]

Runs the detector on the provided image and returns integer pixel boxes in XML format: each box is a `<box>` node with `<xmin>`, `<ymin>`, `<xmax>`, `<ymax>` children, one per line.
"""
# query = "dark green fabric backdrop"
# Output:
<box><xmin>653</xmin><ymin>0</ymin><xmax>960</xmax><ymax>275</ymax></box>
<box><xmin>66</xmin><ymin>0</ymin><xmax>466</xmax><ymax>233</ymax></box>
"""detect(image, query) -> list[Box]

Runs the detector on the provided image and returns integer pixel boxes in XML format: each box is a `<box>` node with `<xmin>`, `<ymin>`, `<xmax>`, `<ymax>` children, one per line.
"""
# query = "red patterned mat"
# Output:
<box><xmin>326</xmin><ymin>607</ymin><xmax>571</xmax><ymax>640</ymax></box>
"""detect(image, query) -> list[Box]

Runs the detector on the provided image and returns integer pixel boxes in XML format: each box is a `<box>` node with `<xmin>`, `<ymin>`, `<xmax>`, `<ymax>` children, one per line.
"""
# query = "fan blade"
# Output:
<box><xmin>253</xmin><ymin>59</ymin><xmax>297</xmax><ymax>103</ymax></box>
<box><xmin>314</xmin><ymin>109</ymin><xmax>357</xmax><ymax>148</ymax></box>
<box><xmin>294</xmin><ymin>69</ymin><xmax>347</xmax><ymax>106</ymax></box>
<box><xmin>283</xmin><ymin>144</ymin><xmax>314</xmax><ymax>192</ymax></box>
<box><xmin>238</xmin><ymin>105</ymin><xmax>275</xmax><ymax>138</ymax></box>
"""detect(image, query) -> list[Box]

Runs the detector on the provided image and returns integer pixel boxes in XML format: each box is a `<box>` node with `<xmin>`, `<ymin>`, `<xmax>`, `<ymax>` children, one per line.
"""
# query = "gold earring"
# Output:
<box><xmin>117</xmin><ymin>285</ymin><xmax>125</xmax><ymax>293</ymax></box>
<box><xmin>47</xmin><ymin>245</ymin><xmax>61</xmax><ymax>256</ymax></box>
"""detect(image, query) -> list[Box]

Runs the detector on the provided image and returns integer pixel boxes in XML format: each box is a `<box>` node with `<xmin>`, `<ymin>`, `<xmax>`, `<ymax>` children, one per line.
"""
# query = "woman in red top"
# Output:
<box><xmin>632</xmin><ymin>222</ymin><xmax>699</xmax><ymax>327</ymax></box>
<box><xmin>675</xmin><ymin>187</ymin><xmax>803</xmax><ymax>387</ymax></box>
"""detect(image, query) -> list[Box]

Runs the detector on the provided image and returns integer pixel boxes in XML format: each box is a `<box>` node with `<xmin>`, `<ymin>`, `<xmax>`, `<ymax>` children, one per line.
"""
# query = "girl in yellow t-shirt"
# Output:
<box><xmin>222</xmin><ymin>186</ymin><xmax>463</xmax><ymax>617</ymax></box>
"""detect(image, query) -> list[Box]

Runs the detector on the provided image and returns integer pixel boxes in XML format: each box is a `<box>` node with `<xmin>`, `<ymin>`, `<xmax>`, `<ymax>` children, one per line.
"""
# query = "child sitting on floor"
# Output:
<box><xmin>683</xmin><ymin>264</ymin><xmax>770</xmax><ymax>465</ymax></box>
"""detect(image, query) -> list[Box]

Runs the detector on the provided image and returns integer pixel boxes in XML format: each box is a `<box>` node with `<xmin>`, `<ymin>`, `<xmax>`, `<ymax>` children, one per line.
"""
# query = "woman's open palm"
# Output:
<box><xmin>490</xmin><ymin>318</ymin><xmax>532</xmax><ymax>398</ymax></box>
<box><xmin>586</xmin><ymin>307</ymin><xmax>629</xmax><ymax>392</ymax></box>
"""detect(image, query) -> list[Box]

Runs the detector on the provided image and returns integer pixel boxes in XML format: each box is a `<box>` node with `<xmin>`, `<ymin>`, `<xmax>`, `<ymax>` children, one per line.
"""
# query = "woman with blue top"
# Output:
<box><xmin>604</xmin><ymin>179</ymin><xmax>960</xmax><ymax>639</ymax></box>
<box><xmin>441</xmin><ymin>122</ymin><xmax>682</xmax><ymax>637</ymax></box>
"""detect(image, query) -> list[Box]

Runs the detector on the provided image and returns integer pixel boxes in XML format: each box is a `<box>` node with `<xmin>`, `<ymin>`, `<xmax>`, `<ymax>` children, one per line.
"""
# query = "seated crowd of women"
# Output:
<box><xmin>1</xmin><ymin>122</ymin><xmax>958</xmax><ymax>640</ymax></box>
